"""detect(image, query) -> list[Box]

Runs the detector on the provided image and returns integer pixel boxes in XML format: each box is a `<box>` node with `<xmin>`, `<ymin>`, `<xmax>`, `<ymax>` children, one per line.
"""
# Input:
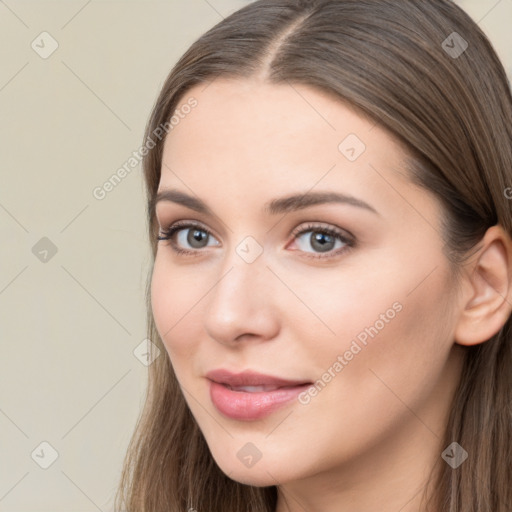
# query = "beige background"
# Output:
<box><xmin>0</xmin><ymin>1</ymin><xmax>511</xmax><ymax>510</ymax></box>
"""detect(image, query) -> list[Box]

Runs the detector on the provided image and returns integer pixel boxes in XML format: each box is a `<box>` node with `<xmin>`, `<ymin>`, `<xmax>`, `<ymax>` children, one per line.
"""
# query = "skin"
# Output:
<box><xmin>150</xmin><ymin>78</ymin><xmax>512</xmax><ymax>512</ymax></box>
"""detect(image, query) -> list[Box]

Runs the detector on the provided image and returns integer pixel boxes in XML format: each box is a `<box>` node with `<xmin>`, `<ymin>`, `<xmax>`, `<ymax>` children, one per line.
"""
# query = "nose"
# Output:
<box><xmin>203</xmin><ymin>250</ymin><xmax>280</xmax><ymax>346</ymax></box>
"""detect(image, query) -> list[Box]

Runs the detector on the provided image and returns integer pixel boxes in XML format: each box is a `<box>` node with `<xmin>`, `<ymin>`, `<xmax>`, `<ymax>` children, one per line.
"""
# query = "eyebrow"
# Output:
<box><xmin>151</xmin><ymin>189</ymin><xmax>379</xmax><ymax>217</ymax></box>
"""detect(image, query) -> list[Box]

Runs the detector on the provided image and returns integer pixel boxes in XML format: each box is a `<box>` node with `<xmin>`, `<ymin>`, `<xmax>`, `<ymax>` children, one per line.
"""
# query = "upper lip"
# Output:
<box><xmin>206</xmin><ymin>369</ymin><xmax>312</xmax><ymax>388</ymax></box>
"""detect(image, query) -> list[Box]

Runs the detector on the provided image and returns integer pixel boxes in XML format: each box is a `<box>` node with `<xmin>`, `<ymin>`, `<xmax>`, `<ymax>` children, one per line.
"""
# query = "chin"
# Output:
<box><xmin>224</xmin><ymin>466</ymin><xmax>283</xmax><ymax>487</ymax></box>
<box><xmin>208</xmin><ymin>449</ymin><xmax>286</xmax><ymax>486</ymax></box>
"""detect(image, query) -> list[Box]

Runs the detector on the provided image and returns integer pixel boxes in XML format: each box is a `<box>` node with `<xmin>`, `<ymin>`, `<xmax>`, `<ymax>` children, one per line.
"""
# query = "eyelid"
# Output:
<box><xmin>289</xmin><ymin>221</ymin><xmax>354</xmax><ymax>242</ymax></box>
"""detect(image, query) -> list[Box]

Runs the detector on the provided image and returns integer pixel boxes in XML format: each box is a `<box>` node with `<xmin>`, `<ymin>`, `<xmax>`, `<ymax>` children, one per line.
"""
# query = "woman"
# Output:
<box><xmin>115</xmin><ymin>1</ymin><xmax>512</xmax><ymax>510</ymax></box>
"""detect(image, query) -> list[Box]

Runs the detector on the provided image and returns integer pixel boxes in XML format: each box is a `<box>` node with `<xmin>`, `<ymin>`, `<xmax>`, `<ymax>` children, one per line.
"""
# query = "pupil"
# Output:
<box><xmin>312</xmin><ymin>232</ymin><xmax>334</xmax><ymax>252</ymax></box>
<box><xmin>188</xmin><ymin>229</ymin><xmax>207</xmax><ymax>248</ymax></box>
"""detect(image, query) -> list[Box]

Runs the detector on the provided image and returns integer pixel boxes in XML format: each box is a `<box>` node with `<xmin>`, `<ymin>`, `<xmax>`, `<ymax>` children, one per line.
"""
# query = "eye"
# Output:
<box><xmin>288</xmin><ymin>222</ymin><xmax>354</xmax><ymax>259</ymax></box>
<box><xmin>157</xmin><ymin>221</ymin><xmax>220</xmax><ymax>256</ymax></box>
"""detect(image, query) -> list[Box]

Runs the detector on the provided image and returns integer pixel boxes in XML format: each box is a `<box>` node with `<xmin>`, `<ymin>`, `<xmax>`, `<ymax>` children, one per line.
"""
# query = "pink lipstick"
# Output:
<box><xmin>206</xmin><ymin>369</ymin><xmax>312</xmax><ymax>421</ymax></box>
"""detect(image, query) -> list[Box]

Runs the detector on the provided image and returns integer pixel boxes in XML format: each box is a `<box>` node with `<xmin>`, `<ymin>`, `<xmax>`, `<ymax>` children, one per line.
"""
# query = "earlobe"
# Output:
<box><xmin>454</xmin><ymin>225</ymin><xmax>512</xmax><ymax>346</ymax></box>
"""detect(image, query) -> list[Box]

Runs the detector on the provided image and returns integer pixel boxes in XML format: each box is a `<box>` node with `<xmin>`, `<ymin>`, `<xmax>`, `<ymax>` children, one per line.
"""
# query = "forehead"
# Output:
<box><xmin>166</xmin><ymin>78</ymin><xmax>386</xmax><ymax>151</ymax></box>
<box><xmin>160</xmin><ymin>78</ymin><xmax>410</xmax><ymax>194</ymax></box>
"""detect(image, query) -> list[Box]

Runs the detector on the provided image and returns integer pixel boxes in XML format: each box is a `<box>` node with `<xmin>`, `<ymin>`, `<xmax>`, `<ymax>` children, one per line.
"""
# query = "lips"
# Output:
<box><xmin>206</xmin><ymin>369</ymin><xmax>313</xmax><ymax>421</ymax></box>
<box><xmin>205</xmin><ymin>369</ymin><xmax>311</xmax><ymax>389</ymax></box>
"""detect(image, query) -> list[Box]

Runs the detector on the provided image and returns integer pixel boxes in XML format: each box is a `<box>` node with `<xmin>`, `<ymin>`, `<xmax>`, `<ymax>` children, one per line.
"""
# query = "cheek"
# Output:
<box><xmin>300</xmin><ymin>247</ymin><xmax>455</xmax><ymax>391</ymax></box>
<box><xmin>150</xmin><ymin>256</ymin><xmax>206</xmax><ymax>359</ymax></box>
<box><xmin>288</xmin><ymin>266</ymin><xmax>456</xmax><ymax>468</ymax></box>
<box><xmin>326</xmin><ymin>263</ymin><xmax>455</xmax><ymax>413</ymax></box>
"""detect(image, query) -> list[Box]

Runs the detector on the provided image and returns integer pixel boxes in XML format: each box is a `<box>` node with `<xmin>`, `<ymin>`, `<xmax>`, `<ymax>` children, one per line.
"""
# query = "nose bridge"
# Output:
<box><xmin>203</xmin><ymin>239</ymin><xmax>278</xmax><ymax>343</ymax></box>
<box><xmin>215</xmin><ymin>232</ymin><xmax>269</xmax><ymax>301</ymax></box>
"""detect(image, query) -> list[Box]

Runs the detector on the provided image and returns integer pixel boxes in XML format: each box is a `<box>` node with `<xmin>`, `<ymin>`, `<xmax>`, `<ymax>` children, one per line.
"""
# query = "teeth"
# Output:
<box><xmin>227</xmin><ymin>385</ymin><xmax>278</xmax><ymax>392</ymax></box>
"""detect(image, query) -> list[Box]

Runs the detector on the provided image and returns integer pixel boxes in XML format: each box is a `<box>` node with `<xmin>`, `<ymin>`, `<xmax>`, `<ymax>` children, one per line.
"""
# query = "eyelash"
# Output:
<box><xmin>157</xmin><ymin>220</ymin><xmax>355</xmax><ymax>260</ymax></box>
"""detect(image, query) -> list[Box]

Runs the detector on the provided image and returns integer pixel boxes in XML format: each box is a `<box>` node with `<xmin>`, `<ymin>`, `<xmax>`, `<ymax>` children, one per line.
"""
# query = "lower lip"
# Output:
<box><xmin>209</xmin><ymin>380</ymin><xmax>310</xmax><ymax>421</ymax></box>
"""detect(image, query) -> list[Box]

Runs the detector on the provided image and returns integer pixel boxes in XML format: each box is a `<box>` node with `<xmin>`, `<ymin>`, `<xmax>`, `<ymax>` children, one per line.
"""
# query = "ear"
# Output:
<box><xmin>454</xmin><ymin>225</ymin><xmax>512</xmax><ymax>346</ymax></box>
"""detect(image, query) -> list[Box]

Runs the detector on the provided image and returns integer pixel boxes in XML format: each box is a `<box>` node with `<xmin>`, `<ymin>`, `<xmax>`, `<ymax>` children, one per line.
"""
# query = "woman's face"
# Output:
<box><xmin>151</xmin><ymin>78</ymin><xmax>465</xmax><ymax>489</ymax></box>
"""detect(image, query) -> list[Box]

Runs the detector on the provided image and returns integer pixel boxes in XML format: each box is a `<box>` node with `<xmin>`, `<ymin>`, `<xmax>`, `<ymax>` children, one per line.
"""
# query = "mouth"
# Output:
<box><xmin>205</xmin><ymin>369</ymin><xmax>313</xmax><ymax>421</ymax></box>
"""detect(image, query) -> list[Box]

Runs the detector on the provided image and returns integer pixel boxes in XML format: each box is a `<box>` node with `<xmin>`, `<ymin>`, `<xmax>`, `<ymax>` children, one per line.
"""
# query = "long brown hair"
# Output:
<box><xmin>115</xmin><ymin>1</ymin><xmax>512</xmax><ymax>510</ymax></box>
